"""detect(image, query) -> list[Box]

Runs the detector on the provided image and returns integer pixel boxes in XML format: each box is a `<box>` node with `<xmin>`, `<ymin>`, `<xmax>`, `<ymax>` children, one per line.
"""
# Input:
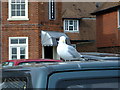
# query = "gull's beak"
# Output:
<box><xmin>62</xmin><ymin>39</ymin><xmax>64</xmax><ymax>42</ymax></box>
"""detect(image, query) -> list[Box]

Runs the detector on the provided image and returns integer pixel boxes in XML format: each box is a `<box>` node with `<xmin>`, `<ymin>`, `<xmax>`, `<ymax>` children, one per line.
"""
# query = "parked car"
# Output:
<box><xmin>81</xmin><ymin>52</ymin><xmax>120</xmax><ymax>60</ymax></box>
<box><xmin>1</xmin><ymin>59</ymin><xmax>119</xmax><ymax>89</ymax></box>
<box><xmin>2</xmin><ymin>59</ymin><xmax>62</xmax><ymax>67</ymax></box>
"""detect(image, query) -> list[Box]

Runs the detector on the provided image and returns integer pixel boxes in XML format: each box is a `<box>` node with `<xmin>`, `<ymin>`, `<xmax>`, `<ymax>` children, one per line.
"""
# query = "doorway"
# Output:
<box><xmin>44</xmin><ymin>46</ymin><xmax>53</xmax><ymax>59</ymax></box>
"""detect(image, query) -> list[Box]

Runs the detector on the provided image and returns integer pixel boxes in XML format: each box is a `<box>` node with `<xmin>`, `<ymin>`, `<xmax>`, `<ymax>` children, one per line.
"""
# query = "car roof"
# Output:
<box><xmin>3</xmin><ymin>60</ymin><xmax>119</xmax><ymax>73</ymax></box>
<box><xmin>81</xmin><ymin>52</ymin><xmax>119</xmax><ymax>57</ymax></box>
<box><xmin>81</xmin><ymin>52</ymin><xmax>120</xmax><ymax>60</ymax></box>
<box><xmin>4</xmin><ymin>59</ymin><xmax>62</xmax><ymax>62</ymax></box>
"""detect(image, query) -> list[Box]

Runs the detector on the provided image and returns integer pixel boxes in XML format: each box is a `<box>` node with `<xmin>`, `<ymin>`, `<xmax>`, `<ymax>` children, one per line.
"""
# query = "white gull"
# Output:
<box><xmin>57</xmin><ymin>36</ymin><xmax>83</xmax><ymax>61</ymax></box>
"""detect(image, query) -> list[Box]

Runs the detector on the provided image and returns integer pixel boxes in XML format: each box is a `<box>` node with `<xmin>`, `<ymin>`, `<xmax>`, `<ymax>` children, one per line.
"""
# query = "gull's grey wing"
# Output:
<box><xmin>67</xmin><ymin>45</ymin><xmax>81</xmax><ymax>58</ymax></box>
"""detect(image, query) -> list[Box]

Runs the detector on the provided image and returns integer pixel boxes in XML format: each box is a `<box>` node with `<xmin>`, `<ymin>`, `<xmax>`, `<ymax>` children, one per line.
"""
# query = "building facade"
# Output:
<box><xmin>92</xmin><ymin>2</ymin><xmax>120</xmax><ymax>54</ymax></box>
<box><xmin>1</xmin><ymin>1</ymin><xmax>97</xmax><ymax>62</ymax></box>
<box><xmin>2</xmin><ymin>0</ymin><xmax>63</xmax><ymax>62</ymax></box>
<box><xmin>0</xmin><ymin>0</ymin><xmax>1</xmax><ymax>62</ymax></box>
<box><xmin>62</xmin><ymin>2</ymin><xmax>97</xmax><ymax>52</ymax></box>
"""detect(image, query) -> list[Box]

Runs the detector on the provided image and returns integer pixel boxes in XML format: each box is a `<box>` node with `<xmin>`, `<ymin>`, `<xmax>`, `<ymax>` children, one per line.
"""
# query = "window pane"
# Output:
<box><xmin>74</xmin><ymin>20</ymin><xmax>77</xmax><ymax>30</ymax></box>
<box><xmin>69</xmin><ymin>26</ymin><xmax>73</xmax><ymax>30</ymax></box>
<box><xmin>11</xmin><ymin>39</ymin><xmax>18</xmax><ymax>44</ymax></box>
<box><xmin>20</xmin><ymin>47</ymin><xmax>25</xmax><ymax>54</ymax></box>
<box><xmin>21</xmin><ymin>4</ymin><xmax>25</xmax><ymax>9</ymax></box>
<box><xmin>19</xmin><ymin>39</ymin><xmax>26</xmax><ymax>44</ymax></box>
<box><xmin>11</xmin><ymin>4</ymin><xmax>15</xmax><ymax>9</ymax></box>
<box><xmin>17</xmin><ymin>4</ymin><xmax>20</xmax><ymax>9</ymax></box>
<box><xmin>12</xmin><ymin>55</ymin><xmax>17</xmax><ymax>60</ymax></box>
<box><xmin>17</xmin><ymin>11</ymin><xmax>20</xmax><ymax>16</ymax></box>
<box><xmin>65</xmin><ymin>20</ymin><xmax>68</xmax><ymax>30</ymax></box>
<box><xmin>21</xmin><ymin>11</ymin><xmax>25</xmax><ymax>16</ymax></box>
<box><xmin>20</xmin><ymin>55</ymin><xmax>25</xmax><ymax>59</ymax></box>
<box><xmin>16</xmin><ymin>0</ymin><xmax>20</xmax><ymax>3</ymax></box>
<box><xmin>12</xmin><ymin>48</ymin><xmax>17</xmax><ymax>54</ymax></box>
<box><xmin>11</xmin><ymin>0</ymin><xmax>15</xmax><ymax>3</ymax></box>
<box><xmin>69</xmin><ymin>20</ymin><xmax>73</xmax><ymax>25</ymax></box>
<box><xmin>56</xmin><ymin>78</ymin><xmax>119</xmax><ymax>89</ymax></box>
<box><xmin>11</xmin><ymin>0</ymin><xmax>26</xmax><ymax>17</ymax></box>
<box><xmin>118</xmin><ymin>9</ymin><xmax>120</xmax><ymax>26</ymax></box>
<box><xmin>21</xmin><ymin>0</ymin><xmax>25</xmax><ymax>3</ymax></box>
<box><xmin>11</xmin><ymin>11</ymin><xmax>15</xmax><ymax>16</ymax></box>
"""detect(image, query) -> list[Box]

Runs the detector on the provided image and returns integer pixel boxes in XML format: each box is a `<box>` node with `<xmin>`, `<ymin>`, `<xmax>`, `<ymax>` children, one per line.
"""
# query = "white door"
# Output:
<box><xmin>9</xmin><ymin>37</ymin><xmax>28</xmax><ymax>60</ymax></box>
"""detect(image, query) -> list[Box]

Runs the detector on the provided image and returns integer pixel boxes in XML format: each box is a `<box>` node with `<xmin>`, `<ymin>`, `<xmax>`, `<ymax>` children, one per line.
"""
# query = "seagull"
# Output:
<box><xmin>57</xmin><ymin>36</ymin><xmax>84</xmax><ymax>61</ymax></box>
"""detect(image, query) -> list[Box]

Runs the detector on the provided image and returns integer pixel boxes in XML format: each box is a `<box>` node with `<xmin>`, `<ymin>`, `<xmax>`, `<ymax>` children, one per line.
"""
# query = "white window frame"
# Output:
<box><xmin>118</xmin><ymin>8</ymin><xmax>120</xmax><ymax>28</ymax></box>
<box><xmin>71</xmin><ymin>44</ymin><xmax>76</xmax><ymax>49</ymax></box>
<box><xmin>9</xmin><ymin>37</ymin><xmax>28</xmax><ymax>60</ymax></box>
<box><xmin>64</xmin><ymin>19</ymin><xmax>79</xmax><ymax>32</ymax></box>
<box><xmin>8</xmin><ymin>0</ymin><xmax>29</xmax><ymax>21</ymax></box>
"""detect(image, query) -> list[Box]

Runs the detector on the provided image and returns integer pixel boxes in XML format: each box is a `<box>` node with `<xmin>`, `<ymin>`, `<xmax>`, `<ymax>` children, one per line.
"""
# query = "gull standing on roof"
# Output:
<box><xmin>57</xmin><ymin>36</ymin><xmax>83</xmax><ymax>61</ymax></box>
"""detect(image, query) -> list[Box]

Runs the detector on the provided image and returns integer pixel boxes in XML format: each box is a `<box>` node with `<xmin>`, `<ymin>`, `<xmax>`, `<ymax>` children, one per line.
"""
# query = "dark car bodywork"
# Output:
<box><xmin>1</xmin><ymin>60</ymin><xmax>120</xmax><ymax>90</ymax></box>
<box><xmin>81</xmin><ymin>52</ymin><xmax>120</xmax><ymax>60</ymax></box>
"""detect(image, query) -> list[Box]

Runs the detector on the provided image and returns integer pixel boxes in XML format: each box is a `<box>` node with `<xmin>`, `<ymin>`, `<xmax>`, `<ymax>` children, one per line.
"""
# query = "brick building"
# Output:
<box><xmin>1</xmin><ymin>0</ymin><xmax>64</xmax><ymax>62</ymax></box>
<box><xmin>62</xmin><ymin>2</ymin><xmax>97</xmax><ymax>52</ymax></box>
<box><xmin>0</xmin><ymin>0</ymin><xmax>1</xmax><ymax>61</ymax></box>
<box><xmin>92</xmin><ymin>2</ymin><xmax>120</xmax><ymax>54</ymax></box>
<box><xmin>1</xmin><ymin>1</ymin><xmax>97</xmax><ymax>62</ymax></box>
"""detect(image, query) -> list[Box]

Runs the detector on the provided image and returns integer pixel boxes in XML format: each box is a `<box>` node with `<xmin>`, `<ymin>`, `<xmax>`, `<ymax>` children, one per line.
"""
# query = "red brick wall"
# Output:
<box><xmin>2</xmin><ymin>2</ymin><xmax>40</xmax><ymax>61</ymax></box>
<box><xmin>96</xmin><ymin>10</ymin><xmax>120</xmax><ymax>48</ymax></box>
<box><xmin>39</xmin><ymin>2</ymin><xmax>63</xmax><ymax>32</ymax></box>
<box><xmin>2</xmin><ymin>2</ymin><xmax>62</xmax><ymax>62</ymax></box>
<box><xmin>66</xmin><ymin>19</ymin><xmax>97</xmax><ymax>52</ymax></box>
<box><xmin>0</xmin><ymin>0</ymin><xmax>1</xmax><ymax>62</ymax></box>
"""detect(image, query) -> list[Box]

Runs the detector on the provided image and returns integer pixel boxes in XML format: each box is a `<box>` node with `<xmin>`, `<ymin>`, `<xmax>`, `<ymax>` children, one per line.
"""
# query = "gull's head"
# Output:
<box><xmin>58</xmin><ymin>36</ymin><xmax>66</xmax><ymax>44</ymax></box>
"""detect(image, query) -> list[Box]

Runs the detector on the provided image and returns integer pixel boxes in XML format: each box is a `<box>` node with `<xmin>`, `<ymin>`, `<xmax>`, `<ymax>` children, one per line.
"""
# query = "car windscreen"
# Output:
<box><xmin>2</xmin><ymin>62</ymin><xmax>14</xmax><ymax>67</ymax></box>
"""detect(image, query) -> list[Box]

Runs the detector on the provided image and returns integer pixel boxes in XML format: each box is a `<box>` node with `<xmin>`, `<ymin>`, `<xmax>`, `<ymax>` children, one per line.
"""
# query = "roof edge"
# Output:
<box><xmin>91</xmin><ymin>5</ymin><xmax>120</xmax><ymax>15</ymax></box>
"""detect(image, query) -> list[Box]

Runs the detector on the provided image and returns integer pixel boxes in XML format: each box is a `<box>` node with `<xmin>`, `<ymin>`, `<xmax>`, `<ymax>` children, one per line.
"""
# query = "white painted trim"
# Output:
<box><xmin>64</xmin><ymin>19</ymin><xmax>79</xmax><ymax>32</ymax></box>
<box><xmin>7</xmin><ymin>17</ymin><xmax>29</xmax><ymax>21</ymax></box>
<box><xmin>53</xmin><ymin>46</ymin><xmax>60</xmax><ymax>60</ymax></box>
<box><xmin>9</xmin><ymin>37</ymin><xmax>28</xmax><ymax>60</ymax></box>
<box><xmin>118</xmin><ymin>8</ymin><xmax>120</xmax><ymax>28</ymax></box>
<box><xmin>42</xmin><ymin>46</ymin><xmax>45</xmax><ymax>59</ymax></box>
<box><xmin>8</xmin><ymin>0</ymin><xmax>29</xmax><ymax>21</ymax></box>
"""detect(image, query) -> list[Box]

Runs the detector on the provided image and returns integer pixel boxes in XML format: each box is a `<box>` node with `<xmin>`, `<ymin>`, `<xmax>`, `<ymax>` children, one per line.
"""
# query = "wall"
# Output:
<box><xmin>66</xmin><ymin>19</ymin><xmax>97</xmax><ymax>52</ymax></box>
<box><xmin>0</xmin><ymin>0</ymin><xmax>1</xmax><ymax>62</ymax></box>
<box><xmin>39</xmin><ymin>2</ymin><xmax>62</xmax><ymax>32</ymax></box>
<box><xmin>1</xmin><ymin>1</ymin><xmax>62</xmax><ymax>61</ymax></box>
<box><xmin>2</xmin><ymin>2</ymin><xmax>40</xmax><ymax>61</ymax></box>
<box><xmin>96</xmin><ymin>10</ymin><xmax>119</xmax><ymax>47</ymax></box>
<box><xmin>96</xmin><ymin>9</ymin><xmax>120</xmax><ymax>53</ymax></box>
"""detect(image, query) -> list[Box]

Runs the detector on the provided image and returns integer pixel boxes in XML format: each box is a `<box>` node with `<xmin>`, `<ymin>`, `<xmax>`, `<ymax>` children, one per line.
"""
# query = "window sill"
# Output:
<box><xmin>117</xmin><ymin>27</ymin><xmax>120</xmax><ymax>30</ymax></box>
<box><xmin>64</xmin><ymin>31</ymin><xmax>79</xmax><ymax>33</ymax></box>
<box><xmin>7</xmin><ymin>18</ymin><xmax>29</xmax><ymax>21</ymax></box>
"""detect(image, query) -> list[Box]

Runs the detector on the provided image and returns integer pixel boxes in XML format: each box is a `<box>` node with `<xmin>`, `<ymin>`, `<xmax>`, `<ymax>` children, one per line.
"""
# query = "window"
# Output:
<box><xmin>49</xmin><ymin>0</ymin><xmax>55</xmax><ymax>20</ymax></box>
<box><xmin>8</xmin><ymin>0</ymin><xmax>29</xmax><ymax>20</ymax></box>
<box><xmin>64</xmin><ymin>19</ymin><xmax>79</xmax><ymax>32</ymax></box>
<box><xmin>118</xmin><ymin>8</ymin><xmax>120</xmax><ymax>28</ymax></box>
<box><xmin>56</xmin><ymin>78</ymin><xmax>119</xmax><ymax>89</ymax></box>
<box><xmin>48</xmin><ymin>69</ymin><xmax>119</xmax><ymax>89</ymax></box>
<box><xmin>9</xmin><ymin>37</ymin><xmax>28</xmax><ymax>60</ymax></box>
<box><xmin>71</xmin><ymin>44</ymin><xmax>76</xmax><ymax>49</ymax></box>
<box><xmin>2</xmin><ymin>62</ymin><xmax>14</xmax><ymax>67</ymax></box>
